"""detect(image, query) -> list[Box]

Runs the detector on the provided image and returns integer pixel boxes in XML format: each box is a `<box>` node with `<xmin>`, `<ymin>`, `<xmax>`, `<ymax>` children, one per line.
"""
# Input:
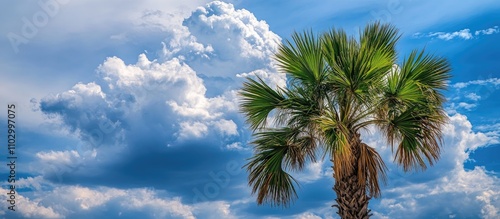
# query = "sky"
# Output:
<box><xmin>0</xmin><ymin>0</ymin><xmax>499</xmax><ymax>218</ymax></box>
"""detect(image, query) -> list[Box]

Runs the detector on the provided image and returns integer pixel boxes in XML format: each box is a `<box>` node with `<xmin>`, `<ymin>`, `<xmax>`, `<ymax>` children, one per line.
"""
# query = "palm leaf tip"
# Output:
<box><xmin>239</xmin><ymin>76</ymin><xmax>286</xmax><ymax>130</ymax></box>
<box><xmin>244</xmin><ymin>145</ymin><xmax>299</xmax><ymax>207</ymax></box>
<box><xmin>275</xmin><ymin>30</ymin><xmax>325</xmax><ymax>85</ymax></box>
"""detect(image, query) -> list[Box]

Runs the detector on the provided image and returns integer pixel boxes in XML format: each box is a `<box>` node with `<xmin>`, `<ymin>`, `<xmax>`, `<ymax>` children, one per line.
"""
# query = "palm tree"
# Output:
<box><xmin>239</xmin><ymin>22</ymin><xmax>451</xmax><ymax>219</ymax></box>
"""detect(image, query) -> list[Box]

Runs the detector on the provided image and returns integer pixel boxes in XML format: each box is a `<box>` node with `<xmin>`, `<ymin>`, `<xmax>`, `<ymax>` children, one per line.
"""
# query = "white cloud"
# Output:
<box><xmin>193</xmin><ymin>201</ymin><xmax>238</xmax><ymax>219</ymax></box>
<box><xmin>475</xmin><ymin>26</ymin><xmax>499</xmax><ymax>35</ymax></box>
<box><xmin>169</xmin><ymin>1</ymin><xmax>285</xmax><ymax>88</ymax></box>
<box><xmin>456</xmin><ymin>102</ymin><xmax>477</xmax><ymax>111</ymax></box>
<box><xmin>179</xmin><ymin>121</ymin><xmax>209</xmax><ymax>139</ymax></box>
<box><xmin>366</xmin><ymin>113</ymin><xmax>500</xmax><ymax>218</ymax></box>
<box><xmin>2</xmin><ymin>182</ymin><xmax>243</xmax><ymax>219</ymax></box>
<box><xmin>476</xmin><ymin>123</ymin><xmax>500</xmax><ymax>133</ymax></box>
<box><xmin>99</xmin><ymin>54</ymin><xmax>223</xmax><ymax>120</ymax></box>
<box><xmin>120</xmin><ymin>189</ymin><xmax>195</xmax><ymax>219</ymax></box>
<box><xmin>36</xmin><ymin>150</ymin><xmax>81</xmax><ymax>165</ymax></box>
<box><xmin>32</xmin><ymin>149</ymin><xmax>100</xmax><ymax>184</ymax></box>
<box><xmin>477</xmin><ymin>189</ymin><xmax>500</xmax><ymax>219</ymax></box>
<box><xmin>41</xmin><ymin>1</ymin><xmax>283</xmax><ymax>151</ymax></box>
<box><xmin>446</xmin><ymin>78</ymin><xmax>500</xmax><ymax>114</ymax></box>
<box><xmin>294</xmin><ymin>212</ymin><xmax>323</xmax><ymax>219</ymax></box>
<box><xmin>15</xmin><ymin>176</ymin><xmax>45</xmax><ymax>191</ymax></box>
<box><xmin>432</xmin><ymin>29</ymin><xmax>473</xmax><ymax>40</ymax></box>
<box><xmin>225</xmin><ymin>142</ymin><xmax>245</xmax><ymax>151</ymax></box>
<box><xmin>236</xmin><ymin>69</ymin><xmax>287</xmax><ymax>90</ymax></box>
<box><xmin>452</xmin><ymin>78</ymin><xmax>500</xmax><ymax>89</ymax></box>
<box><xmin>294</xmin><ymin>160</ymin><xmax>326</xmax><ymax>183</ymax></box>
<box><xmin>0</xmin><ymin>188</ymin><xmax>62</xmax><ymax>219</ymax></box>
<box><xmin>465</xmin><ymin>92</ymin><xmax>481</xmax><ymax>101</ymax></box>
<box><xmin>417</xmin><ymin>29</ymin><xmax>473</xmax><ymax>40</ymax></box>
<box><xmin>414</xmin><ymin>26</ymin><xmax>500</xmax><ymax>41</ymax></box>
<box><xmin>212</xmin><ymin>119</ymin><xmax>239</xmax><ymax>136</ymax></box>
<box><xmin>60</xmin><ymin>186</ymin><xmax>126</xmax><ymax>210</ymax></box>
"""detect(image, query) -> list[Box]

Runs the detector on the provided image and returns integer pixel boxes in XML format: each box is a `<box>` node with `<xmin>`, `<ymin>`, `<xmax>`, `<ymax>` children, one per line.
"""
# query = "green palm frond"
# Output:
<box><xmin>402</xmin><ymin>49</ymin><xmax>451</xmax><ymax>91</ymax></box>
<box><xmin>322</xmin><ymin>28</ymin><xmax>355</xmax><ymax>93</ymax></box>
<box><xmin>275</xmin><ymin>31</ymin><xmax>326</xmax><ymax>86</ymax></box>
<box><xmin>383</xmin><ymin>108</ymin><xmax>444</xmax><ymax>171</ymax></box>
<box><xmin>280</xmin><ymin>85</ymin><xmax>324</xmax><ymax>128</ymax></box>
<box><xmin>377</xmin><ymin>48</ymin><xmax>450</xmax><ymax>171</ymax></box>
<box><xmin>239</xmin><ymin>76</ymin><xmax>286</xmax><ymax>130</ymax></box>
<box><xmin>359</xmin><ymin>22</ymin><xmax>400</xmax><ymax>59</ymax></box>
<box><xmin>244</xmin><ymin>129</ymin><xmax>304</xmax><ymax>207</ymax></box>
<box><xmin>252</xmin><ymin>128</ymin><xmax>317</xmax><ymax>170</ymax></box>
<box><xmin>356</xmin><ymin>23</ymin><xmax>399</xmax><ymax>97</ymax></box>
<box><xmin>397</xmin><ymin>49</ymin><xmax>451</xmax><ymax>109</ymax></box>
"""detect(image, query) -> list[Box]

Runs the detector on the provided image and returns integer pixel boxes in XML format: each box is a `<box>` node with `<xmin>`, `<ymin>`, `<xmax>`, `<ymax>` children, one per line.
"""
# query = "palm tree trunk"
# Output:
<box><xmin>332</xmin><ymin>133</ymin><xmax>371</xmax><ymax>219</ymax></box>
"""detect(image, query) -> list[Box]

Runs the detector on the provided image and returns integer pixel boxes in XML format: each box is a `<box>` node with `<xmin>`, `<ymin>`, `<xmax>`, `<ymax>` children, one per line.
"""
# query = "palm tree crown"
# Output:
<box><xmin>239</xmin><ymin>22</ymin><xmax>451</xmax><ymax>218</ymax></box>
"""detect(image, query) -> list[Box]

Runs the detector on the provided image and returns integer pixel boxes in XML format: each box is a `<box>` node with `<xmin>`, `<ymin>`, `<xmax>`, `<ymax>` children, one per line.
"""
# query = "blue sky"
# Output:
<box><xmin>1</xmin><ymin>0</ymin><xmax>499</xmax><ymax>218</ymax></box>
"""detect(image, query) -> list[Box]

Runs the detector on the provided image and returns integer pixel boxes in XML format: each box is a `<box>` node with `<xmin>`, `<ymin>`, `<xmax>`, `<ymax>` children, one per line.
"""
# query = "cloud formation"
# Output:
<box><xmin>40</xmin><ymin>0</ymin><xmax>282</xmax><ymax>155</ymax></box>
<box><xmin>413</xmin><ymin>26</ymin><xmax>500</xmax><ymax>40</ymax></box>
<box><xmin>33</xmin><ymin>3</ymin><xmax>279</xmax><ymax>217</ymax></box>
<box><xmin>446</xmin><ymin>78</ymin><xmax>500</xmax><ymax>115</ymax></box>
<box><xmin>364</xmin><ymin>113</ymin><xmax>500</xmax><ymax>218</ymax></box>
<box><xmin>1</xmin><ymin>181</ymin><xmax>242</xmax><ymax>219</ymax></box>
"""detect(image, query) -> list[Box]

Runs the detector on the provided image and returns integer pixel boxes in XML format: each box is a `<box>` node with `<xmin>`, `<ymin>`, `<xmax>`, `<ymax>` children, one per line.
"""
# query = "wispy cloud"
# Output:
<box><xmin>414</xmin><ymin>26</ymin><xmax>499</xmax><ymax>40</ymax></box>
<box><xmin>465</xmin><ymin>92</ymin><xmax>481</xmax><ymax>101</ymax></box>
<box><xmin>475</xmin><ymin>26</ymin><xmax>500</xmax><ymax>35</ymax></box>
<box><xmin>452</xmin><ymin>78</ymin><xmax>500</xmax><ymax>89</ymax></box>
<box><xmin>431</xmin><ymin>29</ymin><xmax>473</xmax><ymax>40</ymax></box>
<box><xmin>446</xmin><ymin>78</ymin><xmax>500</xmax><ymax>113</ymax></box>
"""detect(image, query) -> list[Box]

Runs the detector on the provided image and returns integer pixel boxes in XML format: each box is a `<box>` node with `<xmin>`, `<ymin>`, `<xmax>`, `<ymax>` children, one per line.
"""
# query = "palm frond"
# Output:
<box><xmin>402</xmin><ymin>49</ymin><xmax>451</xmax><ymax>91</ymax></box>
<box><xmin>244</xmin><ymin>128</ymin><xmax>310</xmax><ymax>207</ymax></box>
<box><xmin>376</xmin><ymin>47</ymin><xmax>450</xmax><ymax>171</ymax></box>
<box><xmin>358</xmin><ymin>143</ymin><xmax>387</xmax><ymax>198</ymax></box>
<box><xmin>359</xmin><ymin>22</ymin><xmax>400</xmax><ymax>59</ymax></box>
<box><xmin>322</xmin><ymin>23</ymin><xmax>399</xmax><ymax>130</ymax></box>
<box><xmin>385</xmin><ymin>108</ymin><xmax>444</xmax><ymax>171</ymax></box>
<box><xmin>356</xmin><ymin>22</ymin><xmax>400</xmax><ymax>97</ymax></box>
<box><xmin>239</xmin><ymin>76</ymin><xmax>286</xmax><ymax>130</ymax></box>
<box><xmin>251</xmin><ymin>127</ymin><xmax>317</xmax><ymax>170</ymax></box>
<box><xmin>322</xmin><ymin>28</ymin><xmax>355</xmax><ymax>93</ymax></box>
<box><xmin>275</xmin><ymin>31</ymin><xmax>326</xmax><ymax>87</ymax></box>
<box><xmin>279</xmin><ymin>85</ymin><xmax>324</xmax><ymax>128</ymax></box>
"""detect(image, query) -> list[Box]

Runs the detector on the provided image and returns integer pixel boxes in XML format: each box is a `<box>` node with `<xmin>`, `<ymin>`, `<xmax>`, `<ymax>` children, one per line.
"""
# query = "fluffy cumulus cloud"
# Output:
<box><xmin>1</xmin><ymin>179</ymin><xmax>241</xmax><ymax>219</ymax></box>
<box><xmin>294</xmin><ymin>212</ymin><xmax>323</xmax><ymax>219</ymax></box>
<box><xmin>39</xmin><ymin>0</ymin><xmax>283</xmax><ymax>145</ymax></box>
<box><xmin>294</xmin><ymin>160</ymin><xmax>327</xmax><ymax>183</ymax></box>
<box><xmin>363</xmin><ymin>113</ymin><xmax>500</xmax><ymax>219</ymax></box>
<box><xmin>0</xmin><ymin>187</ymin><xmax>62</xmax><ymax>219</ymax></box>
<box><xmin>39</xmin><ymin>0</ymin><xmax>282</xmax><ymax>157</ymax></box>
<box><xmin>167</xmin><ymin>1</ymin><xmax>285</xmax><ymax>89</ymax></box>
<box><xmin>29</xmin><ymin>1</ymin><xmax>283</xmax><ymax>218</ymax></box>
